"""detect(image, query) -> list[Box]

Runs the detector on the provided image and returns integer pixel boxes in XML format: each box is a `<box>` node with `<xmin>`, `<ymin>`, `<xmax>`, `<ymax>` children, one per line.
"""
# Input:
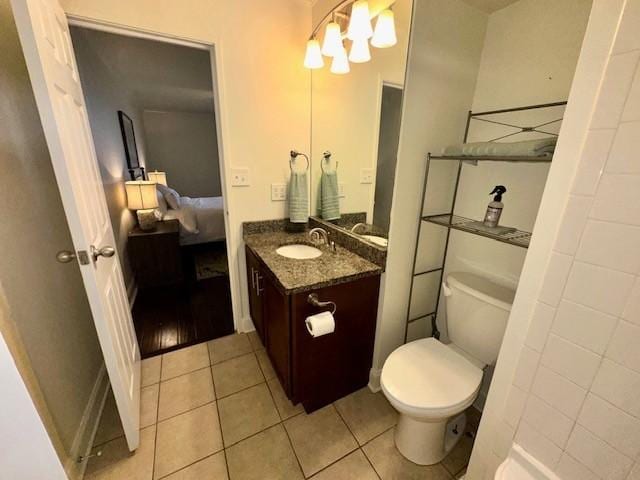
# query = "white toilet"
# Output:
<box><xmin>381</xmin><ymin>271</ymin><xmax>515</xmax><ymax>465</ymax></box>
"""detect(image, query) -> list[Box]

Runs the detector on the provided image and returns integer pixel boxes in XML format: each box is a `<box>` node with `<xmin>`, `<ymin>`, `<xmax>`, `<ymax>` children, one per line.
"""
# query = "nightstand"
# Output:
<box><xmin>128</xmin><ymin>219</ymin><xmax>183</xmax><ymax>289</ymax></box>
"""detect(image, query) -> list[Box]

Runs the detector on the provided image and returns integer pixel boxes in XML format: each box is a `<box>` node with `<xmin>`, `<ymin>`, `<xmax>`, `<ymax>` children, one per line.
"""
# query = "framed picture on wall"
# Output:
<box><xmin>118</xmin><ymin>110</ymin><xmax>145</xmax><ymax>180</ymax></box>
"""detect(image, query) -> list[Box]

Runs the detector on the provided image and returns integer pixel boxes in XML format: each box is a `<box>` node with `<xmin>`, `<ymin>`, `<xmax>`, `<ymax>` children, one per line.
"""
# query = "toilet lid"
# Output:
<box><xmin>381</xmin><ymin>338</ymin><xmax>483</xmax><ymax>413</ymax></box>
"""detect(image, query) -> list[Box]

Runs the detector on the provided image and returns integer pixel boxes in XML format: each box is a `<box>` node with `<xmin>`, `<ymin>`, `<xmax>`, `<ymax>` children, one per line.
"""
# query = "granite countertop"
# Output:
<box><xmin>244</xmin><ymin>230</ymin><xmax>382</xmax><ymax>294</ymax></box>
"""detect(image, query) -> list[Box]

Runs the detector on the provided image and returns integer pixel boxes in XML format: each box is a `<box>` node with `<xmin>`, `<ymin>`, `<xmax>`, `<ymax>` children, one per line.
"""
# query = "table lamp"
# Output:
<box><xmin>148</xmin><ymin>170</ymin><xmax>167</xmax><ymax>186</ymax></box>
<box><xmin>125</xmin><ymin>181</ymin><xmax>158</xmax><ymax>231</ymax></box>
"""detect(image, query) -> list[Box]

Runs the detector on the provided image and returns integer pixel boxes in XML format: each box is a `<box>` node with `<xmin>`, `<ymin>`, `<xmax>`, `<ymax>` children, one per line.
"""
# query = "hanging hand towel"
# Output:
<box><xmin>318</xmin><ymin>170</ymin><xmax>340</xmax><ymax>221</ymax></box>
<box><xmin>288</xmin><ymin>171</ymin><xmax>309</xmax><ymax>223</ymax></box>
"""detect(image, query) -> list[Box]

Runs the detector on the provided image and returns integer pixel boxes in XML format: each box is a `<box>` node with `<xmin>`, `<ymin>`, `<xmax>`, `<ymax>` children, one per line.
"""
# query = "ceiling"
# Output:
<box><xmin>457</xmin><ymin>0</ymin><xmax>521</xmax><ymax>13</ymax></box>
<box><xmin>70</xmin><ymin>27</ymin><xmax>215</xmax><ymax>114</ymax></box>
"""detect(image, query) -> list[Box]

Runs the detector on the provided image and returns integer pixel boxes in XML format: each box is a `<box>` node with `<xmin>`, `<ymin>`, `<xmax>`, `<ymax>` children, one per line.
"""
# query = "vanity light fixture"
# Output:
<box><xmin>371</xmin><ymin>9</ymin><xmax>397</xmax><ymax>48</ymax></box>
<box><xmin>346</xmin><ymin>0</ymin><xmax>373</xmax><ymax>40</ymax></box>
<box><xmin>304</xmin><ymin>38</ymin><xmax>324</xmax><ymax>69</ymax></box>
<box><xmin>331</xmin><ymin>42</ymin><xmax>350</xmax><ymax>74</ymax></box>
<box><xmin>349</xmin><ymin>36</ymin><xmax>371</xmax><ymax>63</ymax></box>
<box><xmin>321</xmin><ymin>21</ymin><xmax>343</xmax><ymax>57</ymax></box>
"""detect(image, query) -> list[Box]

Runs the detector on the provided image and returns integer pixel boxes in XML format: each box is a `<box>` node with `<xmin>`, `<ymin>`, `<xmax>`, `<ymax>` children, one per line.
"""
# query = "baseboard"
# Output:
<box><xmin>69</xmin><ymin>364</ymin><xmax>109</xmax><ymax>478</ymax></box>
<box><xmin>368</xmin><ymin>367</ymin><xmax>382</xmax><ymax>392</ymax></box>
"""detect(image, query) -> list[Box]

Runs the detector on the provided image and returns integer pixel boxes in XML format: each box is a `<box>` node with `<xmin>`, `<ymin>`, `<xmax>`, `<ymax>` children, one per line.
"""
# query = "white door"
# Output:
<box><xmin>11</xmin><ymin>0</ymin><xmax>141</xmax><ymax>450</ymax></box>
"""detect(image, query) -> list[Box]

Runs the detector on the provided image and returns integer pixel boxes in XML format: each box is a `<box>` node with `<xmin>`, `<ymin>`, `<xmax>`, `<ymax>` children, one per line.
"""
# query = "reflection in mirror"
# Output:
<box><xmin>309</xmin><ymin>0</ymin><xmax>413</xmax><ymax>250</ymax></box>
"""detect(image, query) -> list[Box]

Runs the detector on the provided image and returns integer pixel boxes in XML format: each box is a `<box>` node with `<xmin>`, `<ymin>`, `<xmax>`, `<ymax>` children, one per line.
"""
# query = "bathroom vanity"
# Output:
<box><xmin>244</xmin><ymin>222</ymin><xmax>381</xmax><ymax>412</ymax></box>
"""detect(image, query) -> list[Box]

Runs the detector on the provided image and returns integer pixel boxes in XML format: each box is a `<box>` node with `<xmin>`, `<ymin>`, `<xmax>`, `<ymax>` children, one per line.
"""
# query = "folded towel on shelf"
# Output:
<box><xmin>288</xmin><ymin>172</ymin><xmax>309</xmax><ymax>223</ymax></box>
<box><xmin>317</xmin><ymin>171</ymin><xmax>341</xmax><ymax>221</ymax></box>
<box><xmin>442</xmin><ymin>138</ymin><xmax>557</xmax><ymax>157</ymax></box>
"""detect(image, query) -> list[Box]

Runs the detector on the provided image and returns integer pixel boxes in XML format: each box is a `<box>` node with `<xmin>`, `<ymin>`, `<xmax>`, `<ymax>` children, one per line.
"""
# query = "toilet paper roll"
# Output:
<box><xmin>305</xmin><ymin>311</ymin><xmax>335</xmax><ymax>337</ymax></box>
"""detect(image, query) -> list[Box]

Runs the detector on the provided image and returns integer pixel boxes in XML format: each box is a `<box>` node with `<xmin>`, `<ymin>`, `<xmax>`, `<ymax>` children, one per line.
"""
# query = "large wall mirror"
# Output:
<box><xmin>309</xmin><ymin>0</ymin><xmax>414</xmax><ymax>249</ymax></box>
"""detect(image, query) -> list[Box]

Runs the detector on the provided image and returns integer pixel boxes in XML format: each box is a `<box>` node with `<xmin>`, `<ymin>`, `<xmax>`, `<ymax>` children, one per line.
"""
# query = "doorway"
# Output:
<box><xmin>69</xmin><ymin>25</ymin><xmax>235</xmax><ymax>357</ymax></box>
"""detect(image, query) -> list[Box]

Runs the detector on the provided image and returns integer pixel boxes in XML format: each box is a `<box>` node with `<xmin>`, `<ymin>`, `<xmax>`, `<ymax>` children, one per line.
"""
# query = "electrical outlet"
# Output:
<box><xmin>360</xmin><ymin>168</ymin><xmax>374</xmax><ymax>184</ymax></box>
<box><xmin>230</xmin><ymin>168</ymin><xmax>250</xmax><ymax>186</ymax></box>
<box><xmin>338</xmin><ymin>183</ymin><xmax>346</xmax><ymax>198</ymax></box>
<box><xmin>271</xmin><ymin>183</ymin><xmax>287</xmax><ymax>201</ymax></box>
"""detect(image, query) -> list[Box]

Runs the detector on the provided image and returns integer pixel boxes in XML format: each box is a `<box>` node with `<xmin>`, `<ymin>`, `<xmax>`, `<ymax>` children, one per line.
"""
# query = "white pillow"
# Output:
<box><xmin>155</xmin><ymin>189</ymin><xmax>168</xmax><ymax>219</ymax></box>
<box><xmin>157</xmin><ymin>184</ymin><xmax>180</xmax><ymax>210</ymax></box>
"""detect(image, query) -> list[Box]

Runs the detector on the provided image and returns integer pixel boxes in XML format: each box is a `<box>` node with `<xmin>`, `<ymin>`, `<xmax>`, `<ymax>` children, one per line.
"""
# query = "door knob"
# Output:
<box><xmin>91</xmin><ymin>245</ymin><xmax>116</xmax><ymax>262</ymax></box>
<box><xmin>56</xmin><ymin>250</ymin><xmax>76</xmax><ymax>263</ymax></box>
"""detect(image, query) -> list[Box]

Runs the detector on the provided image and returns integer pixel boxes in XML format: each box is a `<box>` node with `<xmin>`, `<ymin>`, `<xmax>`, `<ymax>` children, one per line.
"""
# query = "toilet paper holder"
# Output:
<box><xmin>307</xmin><ymin>293</ymin><xmax>337</xmax><ymax>315</ymax></box>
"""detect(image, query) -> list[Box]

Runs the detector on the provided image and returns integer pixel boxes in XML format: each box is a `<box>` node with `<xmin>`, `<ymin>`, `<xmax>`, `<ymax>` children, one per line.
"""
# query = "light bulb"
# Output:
<box><xmin>330</xmin><ymin>43</ymin><xmax>350</xmax><ymax>74</ymax></box>
<box><xmin>321</xmin><ymin>22</ymin><xmax>343</xmax><ymax>57</ymax></box>
<box><xmin>304</xmin><ymin>39</ymin><xmax>324</xmax><ymax>69</ymax></box>
<box><xmin>371</xmin><ymin>9</ymin><xmax>397</xmax><ymax>48</ymax></box>
<box><xmin>347</xmin><ymin>0</ymin><xmax>373</xmax><ymax>41</ymax></box>
<box><xmin>349</xmin><ymin>37</ymin><xmax>371</xmax><ymax>63</ymax></box>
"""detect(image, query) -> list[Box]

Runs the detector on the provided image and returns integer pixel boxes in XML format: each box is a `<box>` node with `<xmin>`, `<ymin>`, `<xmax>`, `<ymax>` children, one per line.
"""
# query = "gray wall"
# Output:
<box><xmin>144</xmin><ymin>110</ymin><xmax>222</xmax><ymax>197</ymax></box>
<box><xmin>70</xmin><ymin>26</ymin><xmax>146</xmax><ymax>295</ymax></box>
<box><xmin>0</xmin><ymin>1</ymin><xmax>103</xmax><ymax>473</ymax></box>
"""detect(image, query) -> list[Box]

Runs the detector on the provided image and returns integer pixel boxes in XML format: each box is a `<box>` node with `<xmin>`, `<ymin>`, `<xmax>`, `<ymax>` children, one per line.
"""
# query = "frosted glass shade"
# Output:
<box><xmin>322</xmin><ymin>22</ymin><xmax>343</xmax><ymax>57</ymax></box>
<box><xmin>347</xmin><ymin>1</ymin><xmax>373</xmax><ymax>41</ymax></box>
<box><xmin>125</xmin><ymin>181</ymin><xmax>158</xmax><ymax>210</ymax></box>
<box><xmin>148</xmin><ymin>170</ymin><xmax>167</xmax><ymax>186</ymax></box>
<box><xmin>304</xmin><ymin>39</ymin><xmax>324</xmax><ymax>69</ymax></box>
<box><xmin>330</xmin><ymin>44</ymin><xmax>350</xmax><ymax>74</ymax></box>
<box><xmin>349</xmin><ymin>37</ymin><xmax>371</xmax><ymax>63</ymax></box>
<box><xmin>371</xmin><ymin>9</ymin><xmax>397</xmax><ymax>48</ymax></box>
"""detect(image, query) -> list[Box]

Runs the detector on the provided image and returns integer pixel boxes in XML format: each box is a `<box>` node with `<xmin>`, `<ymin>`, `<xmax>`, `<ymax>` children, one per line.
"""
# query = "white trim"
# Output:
<box><xmin>66</xmin><ymin>16</ymin><xmax>242</xmax><ymax>330</ymax></box>
<box><xmin>127</xmin><ymin>281</ymin><xmax>138</xmax><ymax>309</ymax></box>
<box><xmin>368</xmin><ymin>367</ymin><xmax>382</xmax><ymax>392</ymax></box>
<box><xmin>70</xmin><ymin>364</ymin><xmax>109</xmax><ymax>476</ymax></box>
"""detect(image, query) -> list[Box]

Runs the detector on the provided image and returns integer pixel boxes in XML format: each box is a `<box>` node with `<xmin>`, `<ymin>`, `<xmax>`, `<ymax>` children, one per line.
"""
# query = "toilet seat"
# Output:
<box><xmin>381</xmin><ymin>338</ymin><xmax>483</xmax><ymax>418</ymax></box>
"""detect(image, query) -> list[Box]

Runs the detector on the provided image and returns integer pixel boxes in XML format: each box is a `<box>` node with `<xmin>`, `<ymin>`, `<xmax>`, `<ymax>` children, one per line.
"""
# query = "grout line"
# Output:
<box><xmin>155</xmin><ymin>452</ymin><xmax>221</xmax><ymax>480</ymax></box>
<box><xmin>209</xmin><ymin>357</ymin><xmax>230</xmax><ymax>479</ymax></box>
<box><xmin>151</xmin><ymin>355</ymin><xmax>163</xmax><ymax>479</ymax></box>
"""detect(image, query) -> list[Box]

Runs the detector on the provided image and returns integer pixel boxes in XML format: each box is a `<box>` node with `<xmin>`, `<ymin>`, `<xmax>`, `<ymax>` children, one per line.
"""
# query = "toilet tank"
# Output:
<box><xmin>444</xmin><ymin>272</ymin><xmax>515</xmax><ymax>366</ymax></box>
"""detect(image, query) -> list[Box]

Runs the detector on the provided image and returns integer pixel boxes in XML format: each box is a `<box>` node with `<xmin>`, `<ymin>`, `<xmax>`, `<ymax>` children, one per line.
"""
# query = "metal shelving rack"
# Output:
<box><xmin>404</xmin><ymin>101</ymin><xmax>567</xmax><ymax>342</ymax></box>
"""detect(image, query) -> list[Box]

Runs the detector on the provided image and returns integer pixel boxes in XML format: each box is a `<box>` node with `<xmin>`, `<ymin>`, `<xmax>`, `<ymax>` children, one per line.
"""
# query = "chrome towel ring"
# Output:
<box><xmin>290</xmin><ymin>150</ymin><xmax>310</xmax><ymax>172</ymax></box>
<box><xmin>321</xmin><ymin>150</ymin><xmax>338</xmax><ymax>173</ymax></box>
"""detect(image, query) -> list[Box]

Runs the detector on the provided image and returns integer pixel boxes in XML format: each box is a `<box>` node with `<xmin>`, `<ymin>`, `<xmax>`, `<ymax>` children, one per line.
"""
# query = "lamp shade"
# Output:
<box><xmin>148</xmin><ymin>170</ymin><xmax>167</xmax><ymax>186</ymax></box>
<box><xmin>321</xmin><ymin>22</ymin><xmax>343</xmax><ymax>57</ymax></box>
<box><xmin>349</xmin><ymin>37</ymin><xmax>371</xmax><ymax>63</ymax></box>
<box><xmin>125</xmin><ymin>181</ymin><xmax>158</xmax><ymax>210</ymax></box>
<box><xmin>330</xmin><ymin>43</ymin><xmax>350</xmax><ymax>74</ymax></box>
<box><xmin>371</xmin><ymin>9</ymin><xmax>397</xmax><ymax>48</ymax></box>
<box><xmin>347</xmin><ymin>0</ymin><xmax>373</xmax><ymax>41</ymax></box>
<box><xmin>304</xmin><ymin>39</ymin><xmax>324</xmax><ymax>69</ymax></box>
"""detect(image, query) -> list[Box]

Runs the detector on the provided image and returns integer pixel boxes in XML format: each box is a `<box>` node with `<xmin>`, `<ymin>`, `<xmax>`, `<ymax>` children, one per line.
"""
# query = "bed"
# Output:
<box><xmin>160</xmin><ymin>192</ymin><xmax>226</xmax><ymax>245</ymax></box>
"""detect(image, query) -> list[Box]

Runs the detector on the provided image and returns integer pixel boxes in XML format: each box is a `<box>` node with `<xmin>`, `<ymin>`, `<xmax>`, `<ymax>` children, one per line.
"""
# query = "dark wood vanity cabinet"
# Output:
<box><xmin>245</xmin><ymin>245</ymin><xmax>380</xmax><ymax>412</ymax></box>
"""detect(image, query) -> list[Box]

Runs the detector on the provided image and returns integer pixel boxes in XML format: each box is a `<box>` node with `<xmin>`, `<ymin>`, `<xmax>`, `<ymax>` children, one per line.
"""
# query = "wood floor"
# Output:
<box><xmin>133</xmin><ymin>244</ymin><xmax>234</xmax><ymax>358</ymax></box>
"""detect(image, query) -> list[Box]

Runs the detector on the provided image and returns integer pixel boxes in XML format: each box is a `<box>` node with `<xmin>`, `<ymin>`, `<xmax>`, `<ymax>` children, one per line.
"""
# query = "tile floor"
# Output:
<box><xmin>86</xmin><ymin>333</ymin><xmax>477</xmax><ymax>479</ymax></box>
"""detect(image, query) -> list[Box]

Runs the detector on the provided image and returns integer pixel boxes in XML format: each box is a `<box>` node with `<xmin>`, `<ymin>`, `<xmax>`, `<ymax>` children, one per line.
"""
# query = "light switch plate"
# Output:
<box><xmin>230</xmin><ymin>167</ymin><xmax>250</xmax><ymax>186</ymax></box>
<box><xmin>338</xmin><ymin>183</ymin><xmax>346</xmax><ymax>198</ymax></box>
<box><xmin>271</xmin><ymin>183</ymin><xmax>287</xmax><ymax>201</ymax></box>
<box><xmin>360</xmin><ymin>168</ymin><xmax>374</xmax><ymax>184</ymax></box>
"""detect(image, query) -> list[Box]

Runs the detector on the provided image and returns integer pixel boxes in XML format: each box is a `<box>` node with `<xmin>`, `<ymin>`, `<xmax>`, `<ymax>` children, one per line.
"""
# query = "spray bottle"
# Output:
<box><xmin>484</xmin><ymin>185</ymin><xmax>507</xmax><ymax>228</ymax></box>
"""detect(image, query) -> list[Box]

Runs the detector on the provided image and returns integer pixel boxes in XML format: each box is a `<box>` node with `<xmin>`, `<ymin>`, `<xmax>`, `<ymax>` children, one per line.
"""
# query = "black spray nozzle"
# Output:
<box><xmin>489</xmin><ymin>185</ymin><xmax>507</xmax><ymax>202</ymax></box>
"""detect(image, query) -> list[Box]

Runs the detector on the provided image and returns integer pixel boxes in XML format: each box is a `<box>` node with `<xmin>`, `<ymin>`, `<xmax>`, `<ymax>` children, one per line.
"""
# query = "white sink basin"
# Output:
<box><xmin>362</xmin><ymin>235</ymin><xmax>388</xmax><ymax>247</ymax></box>
<box><xmin>276</xmin><ymin>244</ymin><xmax>322</xmax><ymax>260</ymax></box>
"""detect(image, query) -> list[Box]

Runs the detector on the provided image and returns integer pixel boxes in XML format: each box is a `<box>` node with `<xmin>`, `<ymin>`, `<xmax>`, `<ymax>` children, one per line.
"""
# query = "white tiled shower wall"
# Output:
<box><xmin>480</xmin><ymin>1</ymin><xmax>640</xmax><ymax>478</ymax></box>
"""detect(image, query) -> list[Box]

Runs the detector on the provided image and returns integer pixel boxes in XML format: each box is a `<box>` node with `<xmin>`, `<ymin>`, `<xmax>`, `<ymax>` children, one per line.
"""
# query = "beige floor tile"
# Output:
<box><xmin>140</xmin><ymin>383</ymin><xmax>159</xmax><ymax>428</ymax></box>
<box><xmin>211</xmin><ymin>352</ymin><xmax>264</xmax><ymax>398</ymax></box>
<box><xmin>158</xmin><ymin>367</ymin><xmax>215</xmax><ymax>421</ymax></box>
<box><xmin>154</xmin><ymin>403</ymin><xmax>223</xmax><ymax>479</ymax></box>
<box><xmin>208</xmin><ymin>333</ymin><xmax>252</xmax><ymax>364</ymax></box>
<box><xmin>142</xmin><ymin>356</ymin><xmax>162</xmax><ymax>387</ymax></box>
<box><xmin>162</xmin><ymin>452</ymin><xmax>228</xmax><ymax>480</ymax></box>
<box><xmin>362</xmin><ymin>429</ymin><xmax>451</xmax><ymax>480</ymax></box>
<box><xmin>457</xmin><ymin>467</ymin><xmax>467</xmax><ymax>479</ymax></box>
<box><xmin>310</xmin><ymin>449</ymin><xmax>378</xmax><ymax>480</ymax></box>
<box><xmin>334</xmin><ymin>387</ymin><xmax>397</xmax><ymax>445</ymax></box>
<box><xmin>267</xmin><ymin>377</ymin><xmax>304</xmax><ymax>420</ymax></box>
<box><xmin>218</xmin><ymin>383</ymin><xmax>280</xmax><ymax>446</ymax></box>
<box><xmin>85</xmin><ymin>425</ymin><xmax>155</xmax><ymax>480</ymax></box>
<box><xmin>284</xmin><ymin>404</ymin><xmax>358</xmax><ymax>477</ymax></box>
<box><xmin>442</xmin><ymin>432</ymin><xmax>475</xmax><ymax>477</ymax></box>
<box><xmin>256</xmin><ymin>349</ymin><xmax>277</xmax><ymax>381</ymax></box>
<box><xmin>247</xmin><ymin>330</ymin><xmax>264</xmax><ymax>351</ymax></box>
<box><xmin>93</xmin><ymin>392</ymin><xmax>124</xmax><ymax>446</ymax></box>
<box><xmin>161</xmin><ymin>344</ymin><xmax>210</xmax><ymax>381</ymax></box>
<box><xmin>226</xmin><ymin>424</ymin><xmax>303</xmax><ymax>480</ymax></box>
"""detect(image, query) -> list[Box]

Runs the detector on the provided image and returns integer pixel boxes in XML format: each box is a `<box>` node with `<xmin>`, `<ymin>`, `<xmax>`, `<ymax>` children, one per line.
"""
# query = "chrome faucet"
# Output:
<box><xmin>351</xmin><ymin>223</ymin><xmax>367</xmax><ymax>234</ymax></box>
<box><xmin>309</xmin><ymin>227</ymin><xmax>337</xmax><ymax>252</ymax></box>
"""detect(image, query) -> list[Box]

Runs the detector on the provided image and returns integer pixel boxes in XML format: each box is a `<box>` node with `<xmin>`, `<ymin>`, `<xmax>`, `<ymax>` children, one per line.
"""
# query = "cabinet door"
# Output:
<box><xmin>245</xmin><ymin>247</ymin><xmax>265</xmax><ymax>341</ymax></box>
<box><xmin>292</xmin><ymin>275</ymin><xmax>380</xmax><ymax>412</ymax></box>
<box><xmin>263</xmin><ymin>275</ymin><xmax>292</xmax><ymax>397</ymax></box>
